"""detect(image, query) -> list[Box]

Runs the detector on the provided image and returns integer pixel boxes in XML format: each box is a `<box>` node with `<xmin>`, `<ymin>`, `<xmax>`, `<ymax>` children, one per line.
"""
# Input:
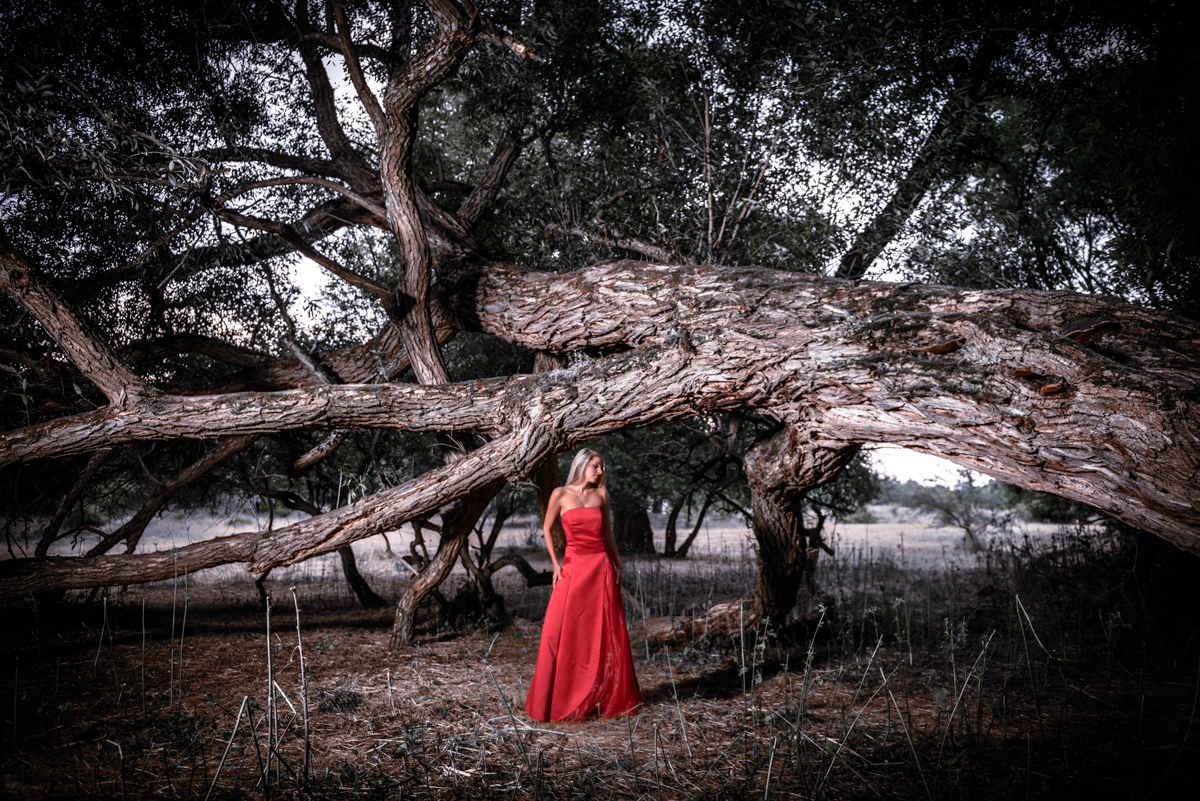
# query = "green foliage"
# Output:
<box><xmin>997</xmin><ymin>483</ymin><xmax>1101</xmax><ymax>524</ymax></box>
<box><xmin>574</xmin><ymin>413</ymin><xmax>765</xmax><ymax>515</ymax></box>
<box><xmin>879</xmin><ymin>471</ymin><xmax>1010</xmax><ymax>545</ymax></box>
<box><xmin>2</xmin><ymin>0</ymin><xmax>1196</xmax><ymax>548</ymax></box>
<box><xmin>806</xmin><ymin>451</ymin><xmax>881</xmax><ymax>517</ymax></box>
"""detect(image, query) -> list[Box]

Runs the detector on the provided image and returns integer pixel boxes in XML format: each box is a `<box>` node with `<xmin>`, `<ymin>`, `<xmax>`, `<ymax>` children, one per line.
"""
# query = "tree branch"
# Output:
<box><xmin>3</xmin><ymin>260</ymin><xmax>1200</xmax><ymax>598</ymax></box>
<box><xmin>544</xmin><ymin>221</ymin><xmax>676</xmax><ymax>264</ymax></box>
<box><xmin>0</xmin><ymin>246</ymin><xmax>154</xmax><ymax>405</ymax></box>
<box><xmin>1</xmin><ymin>381</ymin><xmax>501</xmax><ymax>466</ymax></box>
<box><xmin>84</xmin><ymin>435</ymin><xmax>257</xmax><ymax>556</ymax></box>
<box><xmin>457</xmin><ymin>137</ymin><xmax>522</xmax><ymax>229</ymax></box>
<box><xmin>34</xmin><ymin>448</ymin><xmax>113</xmax><ymax>558</ymax></box>
<box><xmin>195</xmin><ymin>147</ymin><xmax>341</xmax><ymax>178</ymax></box>
<box><xmin>373</xmin><ymin>0</ymin><xmax>481</xmax><ymax>385</ymax></box>
<box><xmin>836</xmin><ymin>33</ymin><xmax>1015</xmax><ymax>279</ymax></box>
<box><xmin>487</xmin><ymin>554</ymin><xmax>552</xmax><ymax>586</ymax></box>
<box><xmin>333</xmin><ymin>4</ymin><xmax>387</xmax><ymax>135</ymax></box>
<box><xmin>115</xmin><ymin>307</ymin><xmax>456</xmax><ymax>396</ymax></box>
<box><xmin>230</xmin><ymin>176</ymin><xmax>387</xmax><ymax>220</ymax></box>
<box><xmin>297</xmin><ymin>14</ymin><xmax>375</xmax><ymax>181</ymax></box>
<box><xmin>213</xmin><ymin>207</ymin><xmax>393</xmax><ymax>301</ymax></box>
<box><xmin>292</xmin><ymin>431</ymin><xmax>348</xmax><ymax>475</ymax></box>
<box><xmin>122</xmin><ymin>334</ymin><xmax>273</xmax><ymax>371</ymax></box>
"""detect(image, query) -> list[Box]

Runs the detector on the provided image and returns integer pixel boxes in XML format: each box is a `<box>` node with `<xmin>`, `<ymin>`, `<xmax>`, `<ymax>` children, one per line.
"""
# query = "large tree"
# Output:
<box><xmin>2</xmin><ymin>0</ymin><xmax>1197</xmax><ymax>639</ymax></box>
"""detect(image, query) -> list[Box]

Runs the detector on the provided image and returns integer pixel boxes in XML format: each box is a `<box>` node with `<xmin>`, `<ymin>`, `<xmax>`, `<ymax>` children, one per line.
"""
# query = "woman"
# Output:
<box><xmin>524</xmin><ymin>448</ymin><xmax>643</xmax><ymax>721</ymax></box>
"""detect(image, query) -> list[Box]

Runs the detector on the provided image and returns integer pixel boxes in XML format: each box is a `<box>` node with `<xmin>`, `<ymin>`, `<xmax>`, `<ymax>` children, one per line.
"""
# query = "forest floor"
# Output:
<box><xmin>3</xmin><ymin>510</ymin><xmax>1200</xmax><ymax>800</ymax></box>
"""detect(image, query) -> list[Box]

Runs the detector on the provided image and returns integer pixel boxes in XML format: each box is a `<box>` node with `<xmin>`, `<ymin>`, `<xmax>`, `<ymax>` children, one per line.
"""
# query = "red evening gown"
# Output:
<box><xmin>524</xmin><ymin>506</ymin><xmax>643</xmax><ymax>721</ymax></box>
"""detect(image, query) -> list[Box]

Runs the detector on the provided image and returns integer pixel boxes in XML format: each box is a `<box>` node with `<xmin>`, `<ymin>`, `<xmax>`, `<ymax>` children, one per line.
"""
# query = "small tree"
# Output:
<box><xmin>898</xmin><ymin>471</ymin><xmax>1011</xmax><ymax>551</ymax></box>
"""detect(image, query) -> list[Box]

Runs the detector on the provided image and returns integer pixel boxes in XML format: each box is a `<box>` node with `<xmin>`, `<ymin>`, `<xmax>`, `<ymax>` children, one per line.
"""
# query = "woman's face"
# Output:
<box><xmin>583</xmin><ymin>456</ymin><xmax>605</xmax><ymax>486</ymax></box>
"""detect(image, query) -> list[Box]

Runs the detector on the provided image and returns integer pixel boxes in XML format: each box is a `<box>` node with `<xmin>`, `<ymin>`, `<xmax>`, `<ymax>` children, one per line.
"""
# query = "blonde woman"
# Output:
<box><xmin>524</xmin><ymin>448</ymin><xmax>643</xmax><ymax>721</ymax></box>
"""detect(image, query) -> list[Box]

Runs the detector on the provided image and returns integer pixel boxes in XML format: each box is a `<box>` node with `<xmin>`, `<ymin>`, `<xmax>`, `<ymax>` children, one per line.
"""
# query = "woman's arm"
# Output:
<box><xmin>543</xmin><ymin>487</ymin><xmax>564</xmax><ymax>586</ymax></box>
<box><xmin>599</xmin><ymin>489</ymin><xmax>623</xmax><ymax>586</ymax></box>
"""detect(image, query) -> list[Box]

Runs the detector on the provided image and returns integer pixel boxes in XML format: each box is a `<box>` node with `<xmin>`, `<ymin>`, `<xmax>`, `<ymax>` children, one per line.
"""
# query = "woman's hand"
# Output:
<box><xmin>614</xmin><ymin>564</ymin><xmax>622</xmax><ymax>587</ymax></box>
<box><xmin>552</xmin><ymin>564</ymin><xmax>562</xmax><ymax>587</ymax></box>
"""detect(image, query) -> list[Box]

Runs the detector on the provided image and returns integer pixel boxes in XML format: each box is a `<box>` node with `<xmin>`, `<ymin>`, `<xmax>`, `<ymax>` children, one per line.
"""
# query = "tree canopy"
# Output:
<box><xmin>1</xmin><ymin>0</ymin><xmax>1197</xmax><ymax>633</ymax></box>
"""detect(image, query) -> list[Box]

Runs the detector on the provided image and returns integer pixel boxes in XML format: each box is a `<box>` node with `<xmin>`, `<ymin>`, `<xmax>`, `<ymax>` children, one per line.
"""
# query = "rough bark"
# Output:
<box><xmin>292</xmin><ymin>431</ymin><xmax>348</xmax><ymax>475</ymax></box>
<box><xmin>334</xmin><ymin>1</ymin><xmax>525</xmax><ymax>643</ymax></box>
<box><xmin>391</xmin><ymin>478</ymin><xmax>505</xmax><ymax>645</ymax></box>
<box><xmin>4</xmin><ymin>257</ymin><xmax>1200</xmax><ymax>600</ymax></box>
<box><xmin>1</xmin><ymin>246</ymin><xmax>151</xmax><ymax>405</ymax></box>
<box><xmin>16</xmin><ymin>258</ymin><xmax>1200</xmax><ymax>545</ymax></box>
<box><xmin>6</xmin><ymin>2</ymin><xmax>1197</xmax><ymax>635</ymax></box>
<box><xmin>349</xmin><ymin>1</ymin><xmax>474</xmax><ymax>386</ymax></box>
<box><xmin>255</xmin><ymin>488</ymin><xmax>390</xmax><ymax>610</ymax></box>
<box><xmin>0</xmin><ymin>381</ymin><xmax>497</xmax><ymax>466</ymax></box>
<box><xmin>743</xmin><ymin>427</ymin><xmax>860</xmax><ymax>622</ymax></box>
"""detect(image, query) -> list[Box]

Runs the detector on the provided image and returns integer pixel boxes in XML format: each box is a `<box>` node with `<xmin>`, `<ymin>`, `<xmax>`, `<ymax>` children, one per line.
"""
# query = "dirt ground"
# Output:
<box><xmin>3</xmin><ymin>513</ymin><xmax>1199</xmax><ymax>799</ymax></box>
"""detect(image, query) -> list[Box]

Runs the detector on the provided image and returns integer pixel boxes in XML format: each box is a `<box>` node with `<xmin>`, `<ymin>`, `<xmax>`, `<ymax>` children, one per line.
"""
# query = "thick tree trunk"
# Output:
<box><xmin>4</xmin><ymin>259</ymin><xmax>1200</xmax><ymax>601</ymax></box>
<box><xmin>612</xmin><ymin>507</ymin><xmax>655</xmax><ymax>554</ymax></box>
<box><xmin>338</xmin><ymin>545</ymin><xmax>389</xmax><ymax>609</ymax></box>
<box><xmin>748</xmin><ymin>490</ymin><xmax>808</xmax><ymax>623</ymax></box>
<box><xmin>744</xmin><ymin>428</ymin><xmax>861</xmax><ymax>622</ymax></box>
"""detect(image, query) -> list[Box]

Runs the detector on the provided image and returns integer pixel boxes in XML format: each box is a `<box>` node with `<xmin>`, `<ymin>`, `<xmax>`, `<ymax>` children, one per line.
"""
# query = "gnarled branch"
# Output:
<box><xmin>0</xmin><ymin>247</ymin><xmax>153</xmax><ymax>405</ymax></box>
<box><xmin>3</xmin><ymin>260</ymin><xmax>1199</xmax><ymax>601</ymax></box>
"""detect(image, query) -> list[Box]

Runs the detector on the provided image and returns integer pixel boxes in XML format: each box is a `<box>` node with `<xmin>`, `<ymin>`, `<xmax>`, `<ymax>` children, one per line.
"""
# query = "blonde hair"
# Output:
<box><xmin>565</xmin><ymin>448</ymin><xmax>604</xmax><ymax>487</ymax></box>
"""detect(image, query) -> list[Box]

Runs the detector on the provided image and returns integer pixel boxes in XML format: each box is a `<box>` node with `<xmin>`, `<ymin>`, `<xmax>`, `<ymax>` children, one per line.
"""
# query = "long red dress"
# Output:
<box><xmin>524</xmin><ymin>506</ymin><xmax>643</xmax><ymax>721</ymax></box>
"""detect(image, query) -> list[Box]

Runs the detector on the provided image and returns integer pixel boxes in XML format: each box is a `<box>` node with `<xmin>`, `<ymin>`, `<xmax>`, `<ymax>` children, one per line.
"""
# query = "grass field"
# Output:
<box><xmin>3</xmin><ymin>510</ymin><xmax>1199</xmax><ymax>799</ymax></box>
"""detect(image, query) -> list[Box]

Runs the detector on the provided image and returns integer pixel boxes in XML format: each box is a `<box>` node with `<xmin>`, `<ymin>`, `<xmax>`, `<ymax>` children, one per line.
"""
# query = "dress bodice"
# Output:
<box><xmin>561</xmin><ymin>506</ymin><xmax>605</xmax><ymax>552</ymax></box>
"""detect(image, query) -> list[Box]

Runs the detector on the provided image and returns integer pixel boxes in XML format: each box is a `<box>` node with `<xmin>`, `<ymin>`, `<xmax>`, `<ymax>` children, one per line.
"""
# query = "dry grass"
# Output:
<box><xmin>3</xmin><ymin>519</ymin><xmax>1200</xmax><ymax>799</ymax></box>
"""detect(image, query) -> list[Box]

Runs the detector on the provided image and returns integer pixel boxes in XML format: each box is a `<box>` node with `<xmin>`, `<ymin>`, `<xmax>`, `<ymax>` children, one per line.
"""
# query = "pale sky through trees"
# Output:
<box><xmin>868</xmin><ymin>445</ymin><xmax>989</xmax><ymax>486</ymax></box>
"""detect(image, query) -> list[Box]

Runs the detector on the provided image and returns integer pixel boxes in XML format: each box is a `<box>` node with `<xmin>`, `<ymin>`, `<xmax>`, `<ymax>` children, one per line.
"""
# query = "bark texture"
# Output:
<box><xmin>1</xmin><ymin>247</ymin><xmax>151</xmax><ymax>405</ymax></box>
<box><xmin>3</xmin><ymin>257</ymin><xmax>1200</xmax><ymax>600</ymax></box>
<box><xmin>3</xmin><ymin>1</ymin><xmax>1199</xmax><ymax>608</ymax></box>
<box><xmin>744</xmin><ymin>428</ymin><xmax>860</xmax><ymax>622</ymax></box>
<box><xmin>391</xmin><ymin>478</ymin><xmax>505</xmax><ymax>644</ymax></box>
